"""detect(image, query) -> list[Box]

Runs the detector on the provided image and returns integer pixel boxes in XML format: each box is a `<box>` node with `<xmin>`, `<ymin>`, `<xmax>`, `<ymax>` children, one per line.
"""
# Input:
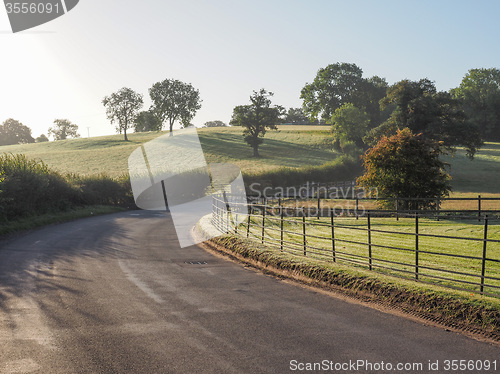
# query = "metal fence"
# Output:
<box><xmin>212</xmin><ymin>195</ymin><xmax>500</xmax><ymax>298</ymax></box>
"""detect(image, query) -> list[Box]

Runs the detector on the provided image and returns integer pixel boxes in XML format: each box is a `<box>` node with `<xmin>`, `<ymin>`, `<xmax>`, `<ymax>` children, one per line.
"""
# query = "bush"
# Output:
<box><xmin>0</xmin><ymin>153</ymin><xmax>135</xmax><ymax>222</ymax></box>
<box><xmin>357</xmin><ymin>128</ymin><xmax>451</xmax><ymax>210</ymax></box>
<box><xmin>0</xmin><ymin>154</ymin><xmax>77</xmax><ymax>220</ymax></box>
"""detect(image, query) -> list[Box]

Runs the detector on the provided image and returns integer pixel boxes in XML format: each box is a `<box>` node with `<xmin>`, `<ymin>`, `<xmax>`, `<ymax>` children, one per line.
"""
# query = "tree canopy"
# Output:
<box><xmin>203</xmin><ymin>120</ymin><xmax>227</xmax><ymax>127</ymax></box>
<box><xmin>300</xmin><ymin>62</ymin><xmax>388</xmax><ymax>128</ymax></box>
<box><xmin>450</xmin><ymin>68</ymin><xmax>500</xmax><ymax>140</ymax></box>
<box><xmin>367</xmin><ymin>79</ymin><xmax>483</xmax><ymax>158</ymax></box>
<box><xmin>48</xmin><ymin>119</ymin><xmax>80</xmax><ymax>140</ymax></box>
<box><xmin>283</xmin><ymin>108</ymin><xmax>312</xmax><ymax>125</ymax></box>
<box><xmin>357</xmin><ymin>128</ymin><xmax>451</xmax><ymax>210</ymax></box>
<box><xmin>134</xmin><ymin>110</ymin><xmax>162</xmax><ymax>132</ymax></box>
<box><xmin>102</xmin><ymin>87</ymin><xmax>144</xmax><ymax>141</ymax></box>
<box><xmin>149</xmin><ymin>78</ymin><xmax>202</xmax><ymax>134</ymax></box>
<box><xmin>230</xmin><ymin>89</ymin><xmax>284</xmax><ymax>157</ymax></box>
<box><xmin>0</xmin><ymin>118</ymin><xmax>35</xmax><ymax>145</ymax></box>
<box><xmin>35</xmin><ymin>134</ymin><xmax>49</xmax><ymax>143</ymax></box>
<box><xmin>330</xmin><ymin>103</ymin><xmax>370</xmax><ymax>147</ymax></box>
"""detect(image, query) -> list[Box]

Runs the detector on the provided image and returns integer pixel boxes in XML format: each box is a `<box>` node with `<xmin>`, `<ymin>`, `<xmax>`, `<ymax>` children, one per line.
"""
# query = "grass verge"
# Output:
<box><xmin>196</xmin><ymin>215</ymin><xmax>500</xmax><ymax>341</ymax></box>
<box><xmin>0</xmin><ymin>205</ymin><xmax>125</xmax><ymax>238</ymax></box>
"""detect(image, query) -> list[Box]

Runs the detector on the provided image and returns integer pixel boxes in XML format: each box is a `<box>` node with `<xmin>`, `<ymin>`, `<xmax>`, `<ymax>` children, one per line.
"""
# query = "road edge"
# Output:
<box><xmin>194</xmin><ymin>214</ymin><xmax>500</xmax><ymax>345</ymax></box>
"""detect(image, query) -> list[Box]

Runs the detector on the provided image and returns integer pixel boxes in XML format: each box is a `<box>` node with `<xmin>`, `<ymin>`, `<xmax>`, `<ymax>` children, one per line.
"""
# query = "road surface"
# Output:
<box><xmin>0</xmin><ymin>210</ymin><xmax>499</xmax><ymax>373</ymax></box>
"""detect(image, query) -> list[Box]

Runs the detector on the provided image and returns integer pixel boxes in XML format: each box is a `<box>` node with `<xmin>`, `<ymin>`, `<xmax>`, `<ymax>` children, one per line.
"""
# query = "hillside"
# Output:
<box><xmin>1</xmin><ymin>125</ymin><xmax>499</xmax><ymax>196</ymax></box>
<box><xmin>0</xmin><ymin>126</ymin><xmax>338</xmax><ymax>176</ymax></box>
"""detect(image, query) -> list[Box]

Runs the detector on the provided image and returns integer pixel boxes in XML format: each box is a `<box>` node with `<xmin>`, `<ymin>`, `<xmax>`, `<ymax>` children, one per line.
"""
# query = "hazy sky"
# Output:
<box><xmin>1</xmin><ymin>0</ymin><xmax>499</xmax><ymax>138</ymax></box>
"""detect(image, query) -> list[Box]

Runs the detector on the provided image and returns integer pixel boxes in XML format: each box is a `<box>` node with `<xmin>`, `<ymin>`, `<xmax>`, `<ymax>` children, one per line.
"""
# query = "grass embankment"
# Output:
<box><xmin>197</xmin><ymin>216</ymin><xmax>500</xmax><ymax>338</ymax></box>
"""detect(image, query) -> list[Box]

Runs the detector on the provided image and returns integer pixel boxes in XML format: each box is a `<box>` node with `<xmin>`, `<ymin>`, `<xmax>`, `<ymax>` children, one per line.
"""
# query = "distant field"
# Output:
<box><xmin>0</xmin><ymin>125</ymin><xmax>338</xmax><ymax>176</ymax></box>
<box><xmin>0</xmin><ymin>126</ymin><xmax>499</xmax><ymax>196</ymax></box>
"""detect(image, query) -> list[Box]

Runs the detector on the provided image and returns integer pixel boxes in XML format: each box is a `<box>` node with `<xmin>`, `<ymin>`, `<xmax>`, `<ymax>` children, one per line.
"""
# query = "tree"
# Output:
<box><xmin>283</xmin><ymin>108</ymin><xmax>312</xmax><ymax>125</ymax></box>
<box><xmin>367</xmin><ymin>79</ymin><xmax>483</xmax><ymax>158</ymax></box>
<box><xmin>300</xmin><ymin>62</ymin><xmax>388</xmax><ymax>128</ymax></box>
<box><xmin>149</xmin><ymin>78</ymin><xmax>202</xmax><ymax>134</ymax></box>
<box><xmin>48</xmin><ymin>119</ymin><xmax>80</xmax><ymax>140</ymax></box>
<box><xmin>35</xmin><ymin>134</ymin><xmax>49</xmax><ymax>142</ymax></box>
<box><xmin>230</xmin><ymin>89</ymin><xmax>284</xmax><ymax>157</ymax></box>
<box><xmin>450</xmin><ymin>68</ymin><xmax>500</xmax><ymax>140</ymax></box>
<box><xmin>134</xmin><ymin>110</ymin><xmax>161</xmax><ymax>132</ymax></box>
<box><xmin>0</xmin><ymin>118</ymin><xmax>35</xmax><ymax>145</ymax></box>
<box><xmin>357</xmin><ymin>128</ymin><xmax>451</xmax><ymax>210</ymax></box>
<box><xmin>203</xmin><ymin>120</ymin><xmax>227</xmax><ymax>127</ymax></box>
<box><xmin>330</xmin><ymin>103</ymin><xmax>370</xmax><ymax>147</ymax></box>
<box><xmin>102</xmin><ymin>87</ymin><xmax>143</xmax><ymax>141</ymax></box>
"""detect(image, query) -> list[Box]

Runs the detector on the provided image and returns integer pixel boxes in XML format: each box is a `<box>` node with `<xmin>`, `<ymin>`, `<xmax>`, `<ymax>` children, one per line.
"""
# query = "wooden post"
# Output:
<box><xmin>478</xmin><ymin>195</ymin><xmax>482</xmax><ymax>222</ymax></box>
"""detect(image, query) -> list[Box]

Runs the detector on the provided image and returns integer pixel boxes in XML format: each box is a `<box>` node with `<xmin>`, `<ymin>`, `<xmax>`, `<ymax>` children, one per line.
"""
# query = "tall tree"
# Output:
<box><xmin>357</xmin><ymin>128</ymin><xmax>451</xmax><ymax>210</ymax></box>
<box><xmin>149</xmin><ymin>78</ymin><xmax>202</xmax><ymax>134</ymax></box>
<box><xmin>301</xmin><ymin>62</ymin><xmax>364</xmax><ymax>123</ymax></box>
<box><xmin>450</xmin><ymin>68</ymin><xmax>500</xmax><ymax>140</ymax></box>
<box><xmin>48</xmin><ymin>119</ymin><xmax>80</xmax><ymax>140</ymax></box>
<box><xmin>367</xmin><ymin>79</ymin><xmax>483</xmax><ymax>158</ymax></box>
<box><xmin>284</xmin><ymin>108</ymin><xmax>312</xmax><ymax>125</ymax></box>
<box><xmin>134</xmin><ymin>110</ymin><xmax>162</xmax><ymax>132</ymax></box>
<box><xmin>102</xmin><ymin>87</ymin><xmax>143</xmax><ymax>141</ymax></box>
<box><xmin>203</xmin><ymin>120</ymin><xmax>227</xmax><ymax>127</ymax></box>
<box><xmin>230</xmin><ymin>89</ymin><xmax>284</xmax><ymax>157</ymax></box>
<box><xmin>301</xmin><ymin>63</ymin><xmax>388</xmax><ymax>128</ymax></box>
<box><xmin>35</xmin><ymin>134</ymin><xmax>49</xmax><ymax>142</ymax></box>
<box><xmin>330</xmin><ymin>103</ymin><xmax>370</xmax><ymax>147</ymax></box>
<box><xmin>0</xmin><ymin>118</ymin><xmax>35</xmax><ymax>145</ymax></box>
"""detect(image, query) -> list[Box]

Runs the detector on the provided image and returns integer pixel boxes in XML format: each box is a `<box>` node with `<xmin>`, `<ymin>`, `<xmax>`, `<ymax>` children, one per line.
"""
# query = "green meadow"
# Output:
<box><xmin>0</xmin><ymin>125</ymin><xmax>499</xmax><ymax>196</ymax></box>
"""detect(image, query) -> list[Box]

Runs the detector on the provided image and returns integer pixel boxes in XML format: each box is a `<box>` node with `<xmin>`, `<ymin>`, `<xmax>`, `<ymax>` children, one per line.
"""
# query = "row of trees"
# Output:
<box><xmin>227</xmin><ymin>63</ymin><xmax>500</xmax><ymax>204</ymax></box>
<box><xmin>0</xmin><ymin>118</ymin><xmax>80</xmax><ymax>146</ymax></box>
<box><xmin>102</xmin><ymin>79</ymin><xmax>202</xmax><ymax>141</ymax></box>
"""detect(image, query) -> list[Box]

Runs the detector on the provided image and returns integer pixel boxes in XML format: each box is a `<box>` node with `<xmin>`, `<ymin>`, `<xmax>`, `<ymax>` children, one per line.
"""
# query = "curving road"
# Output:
<box><xmin>0</xmin><ymin>211</ymin><xmax>499</xmax><ymax>373</ymax></box>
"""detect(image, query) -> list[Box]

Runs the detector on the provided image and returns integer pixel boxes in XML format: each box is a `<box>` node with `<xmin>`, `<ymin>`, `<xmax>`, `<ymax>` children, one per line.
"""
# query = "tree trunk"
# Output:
<box><xmin>253</xmin><ymin>145</ymin><xmax>260</xmax><ymax>157</ymax></box>
<box><xmin>124</xmin><ymin>128</ymin><xmax>128</xmax><ymax>141</ymax></box>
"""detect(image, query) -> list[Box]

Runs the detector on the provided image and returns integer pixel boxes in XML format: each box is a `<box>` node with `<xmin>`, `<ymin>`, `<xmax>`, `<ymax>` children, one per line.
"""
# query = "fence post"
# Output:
<box><xmin>261</xmin><ymin>203</ymin><xmax>266</xmax><ymax>244</ymax></box>
<box><xmin>436</xmin><ymin>197</ymin><xmax>440</xmax><ymax>222</ymax></box>
<box><xmin>367</xmin><ymin>213</ymin><xmax>372</xmax><ymax>270</ymax></box>
<box><xmin>330</xmin><ymin>209</ymin><xmax>336</xmax><ymax>262</ymax></box>
<box><xmin>302</xmin><ymin>211</ymin><xmax>307</xmax><ymax>256</ymax></box>
<box><xmin>395</xmin><ymin>197</ymin><xmax>399</xmax><ymax>221</ymax></box>
<box><xmin>317</xmin><ymin>196</ymin><xmax>321</xmax><ymax>219</ymax></box>
<box><xmin>246</xmin><ymin>209</ymin><xmax>251</xmax><ymax>238</ymax></box>
<box><xmin>234</xmin><ymin>213</ymin><xmax>238</xmax><ymax>234</ymax></box>
<box><xmin>415</xmin><ymin>214</ymin><xmax>419</xmax><ymax>280</ymax></box>
<box><xmin>478</xmin><ymin>195</ymin><xmax>482</xmax><ymax>222</ymax></box>
<box><xmin>356</xmin><ymin>197</ymin><xmax>359</xmax><ymax>220</ymax></box>
<box><xmin>280</xmin><ymin>207</ymin><xmax>284</xmax><ymax>252</ymax></box>
<box><xmin>480</xmin><ymin>216</ymin><xmax>489</xmax><ymax>293</ymax></box>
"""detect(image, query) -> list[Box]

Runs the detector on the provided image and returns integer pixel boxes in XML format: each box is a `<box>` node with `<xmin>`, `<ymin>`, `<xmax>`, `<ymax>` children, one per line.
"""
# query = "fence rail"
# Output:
<box><xmin>212</xmin><ymin>195</ymin><xmax>500</xmax><ymax>298</ymax></box>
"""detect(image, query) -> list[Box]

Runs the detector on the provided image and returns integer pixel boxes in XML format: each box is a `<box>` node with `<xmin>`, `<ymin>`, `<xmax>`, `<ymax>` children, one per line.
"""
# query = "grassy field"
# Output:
<box><xmin>0</xmin><ymin>125</ymin><xmax>337</xmax><ymax>176</ymax></box>
<box><xmin>0</xmin><ymin>125</ymin><xmax>499</xmax><ymax>196</ymax></box>
<box><xmin>241</xmin><ymin>214</ymin><xmax>500</xmax><ymax>295</ymax></box>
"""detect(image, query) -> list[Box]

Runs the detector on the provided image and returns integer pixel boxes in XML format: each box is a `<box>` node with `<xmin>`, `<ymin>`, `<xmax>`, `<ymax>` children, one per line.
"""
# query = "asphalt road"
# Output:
<box><xmin>0</xmin><ymin>210</ymin><xmax>499</xmax><ymax>374</ymax></box>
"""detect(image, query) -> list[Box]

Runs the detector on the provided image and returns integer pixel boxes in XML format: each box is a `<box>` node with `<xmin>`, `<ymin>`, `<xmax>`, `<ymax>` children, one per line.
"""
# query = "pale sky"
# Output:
<box><xmin>1</xmin><ymin>0</ymin><xmax>499</xmax><ymax>138</ymax></box>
